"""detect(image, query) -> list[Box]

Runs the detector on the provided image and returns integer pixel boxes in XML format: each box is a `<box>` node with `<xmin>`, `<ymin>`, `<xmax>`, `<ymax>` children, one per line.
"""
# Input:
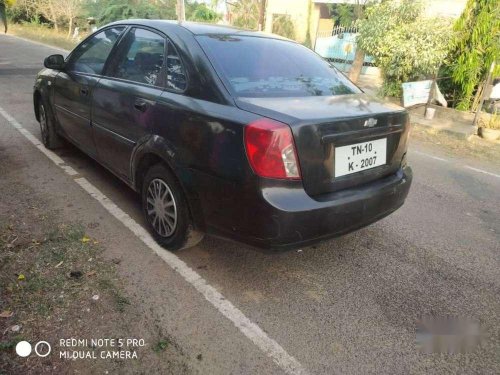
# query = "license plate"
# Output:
<box><xmin>334</xmin><ymin>138</ymin><xmax>387</xmax><ymax>177</ymax></box>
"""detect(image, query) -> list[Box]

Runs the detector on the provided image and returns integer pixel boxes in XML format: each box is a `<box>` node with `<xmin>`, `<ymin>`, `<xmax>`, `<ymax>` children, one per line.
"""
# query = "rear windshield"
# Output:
<box><xmin>197</xmin><ymin>35</ymin><xmax>361</xmax><ymax>98</ymax></box>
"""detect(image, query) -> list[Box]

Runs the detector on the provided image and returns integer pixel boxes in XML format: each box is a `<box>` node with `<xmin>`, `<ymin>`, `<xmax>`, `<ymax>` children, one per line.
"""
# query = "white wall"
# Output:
<box><xmin>425</xmin><ymin>0</ymin><xmax>467</xmax><ymax>19</ymax></box>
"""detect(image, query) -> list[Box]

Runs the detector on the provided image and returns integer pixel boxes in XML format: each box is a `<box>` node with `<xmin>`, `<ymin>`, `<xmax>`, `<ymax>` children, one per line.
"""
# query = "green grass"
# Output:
<box><xmin>8</xmin><ymin>23</ymin><xmax>78</xmax><ymax>51</ymax></box>
<box><xmin>154</xmin><ymin>340</ymin><xmax>170</xmax><ymax>353</ymax></box>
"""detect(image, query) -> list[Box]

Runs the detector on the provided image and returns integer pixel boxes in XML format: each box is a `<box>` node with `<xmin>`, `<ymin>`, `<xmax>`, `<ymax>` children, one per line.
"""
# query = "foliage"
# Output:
<box><xmin>7</xmin><ymin>0</ymin><xmax>40</xmax><ymax>24</ymax></box>
<box><xmin>186</xmin><ymin>1</ymin><xmax>219</xmax><ymax>23</ymax></box>
<box><xmin>357</xmin><ymin>0</ymin><xmax>454</xmax><ymax>97</ymax></box>
<box><xmin>231</xmin><ymin>0</ymin><xmax>259</xmax><ymax>30</ymax></box>
<box><xmin>272</xmin><ymin>14</ymin><xmax>295</xmax><ymax>40</ymax></box>
<box><xmin>1</xmin><ymin>0</ymin><xmax>16</xmax><ymax>32</ymax></box>
<box><xmin>445</xmin><ymin>0</ymin><xmax>500</xmax><ymax>110</ymax></box>
<box><xmin>327</xmin><ymin>1</ymin><xmax>370</xmax><ymax>26</ymax></box>
<box><xmin>328</xmin><ymin>4</ymin><xmax>355</xmax><ymax>26</ymax></box>
<box><xmin>85</xmin><ymin>0</ymin><xmax>176</xmax><ymax>26</ymax></box>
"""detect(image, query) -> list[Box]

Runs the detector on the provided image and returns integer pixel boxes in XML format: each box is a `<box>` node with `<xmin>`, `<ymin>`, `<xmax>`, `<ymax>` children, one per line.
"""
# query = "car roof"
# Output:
<box><xmin>107</xmin><ymin>19</ymin><xmax>289</xmax><ymax>40</ymax></box>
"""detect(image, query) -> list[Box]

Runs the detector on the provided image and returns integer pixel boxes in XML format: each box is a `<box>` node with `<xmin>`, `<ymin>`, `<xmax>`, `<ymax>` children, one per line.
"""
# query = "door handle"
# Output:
<box><xmin>80</xmin><ymin>87</ymin><xmax>89</xmax><ymax>96</ymax></box>
<box><xmin>134</xmin><ymin>99</ymin><xmax>149</xmax><ymax>112</ymax></box>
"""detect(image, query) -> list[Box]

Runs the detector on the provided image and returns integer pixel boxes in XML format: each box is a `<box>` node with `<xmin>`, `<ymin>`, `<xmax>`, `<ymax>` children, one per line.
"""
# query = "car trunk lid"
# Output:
<box><xmin>236</xmin><ymin>94</ymin><xmax>410</xmax><ymax>197</ymax></box>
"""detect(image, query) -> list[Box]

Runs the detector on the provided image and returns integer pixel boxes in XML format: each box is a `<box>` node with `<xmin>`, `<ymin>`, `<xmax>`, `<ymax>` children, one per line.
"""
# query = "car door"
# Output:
<box><xmin>53</xmin><ymin>26</ymin><xmax>125</xmax><ymax>157</ymax></box>
<box><xmin>91</xmin><ymin>27</ymin><xmax>168</xmax><ymax>180</ymax></box>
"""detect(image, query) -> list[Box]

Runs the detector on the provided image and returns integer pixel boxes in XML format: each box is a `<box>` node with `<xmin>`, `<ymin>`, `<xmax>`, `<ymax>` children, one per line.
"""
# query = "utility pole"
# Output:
<box><xmin>177</xmin><ymin>0</ymin><xmax>185</xmax><ymax>22</ymax></box>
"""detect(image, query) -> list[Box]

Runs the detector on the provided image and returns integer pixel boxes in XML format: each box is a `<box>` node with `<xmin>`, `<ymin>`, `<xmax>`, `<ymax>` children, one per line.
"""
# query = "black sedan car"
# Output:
<box><xmin>33</xmin><ymin>20</ymin><xmax>412</xmax><ymax>251</ymax></box>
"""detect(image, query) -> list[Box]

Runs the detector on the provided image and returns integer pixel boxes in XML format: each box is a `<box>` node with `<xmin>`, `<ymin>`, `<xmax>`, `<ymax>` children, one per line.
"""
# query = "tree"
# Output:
<box><xmin>231</xmin><ymin>0</ymin><xmax>259</xmax><ymax>29</ymax></box>
<box><xmin>446</xmin><ymin>0</ymin><xmax>500</xmax><ymax>110</ymax></box>
<box><xmin>345</xmin><ymin>0</ymin><xmax>371</xmax><ymax>83</ymax></box>
<box><xmin>272</xmin><ymin>14</ymin><xmax>295</xmax><ymax>40</ymax></box>
<box><xmin>186</xmin><ymin>1</ymin><xmax>219</xmax><ymax>22</ymax></box>
<box><xmin>357</xmin><ymin>0</ymin><xmax>454</xmax><ymax>97</ymax></box>
<box><xmin>34</xmin><ymin>0</ymin><xmax>61</xmax><ymax>31</ymax></box>
<box><xmin>328</xmin><ymin>3</ymin><xmax>356</xmax><ymax>26</ymax></box>
<box><xmin>54</xmin><ymin>0</ymin><xmax>82</xmax><ymax>37</ymax></box>
<box><xmin>8</xmin><ymin>0</ymin><xmax>40</xmax><ymax>24</ymax></box>
<box><xmin>85</xmin><ymin>0</ymin><xmax>176</xmax><ymax>26</ymax></box>
<box><xmin>0</xmin><ymin>0</ymin><xmax>16</xmax><ymax>33</ymax></box>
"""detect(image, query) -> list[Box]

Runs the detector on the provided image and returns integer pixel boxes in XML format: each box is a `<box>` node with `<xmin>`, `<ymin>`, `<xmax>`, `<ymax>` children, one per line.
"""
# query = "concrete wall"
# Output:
<box><xmin>265</xmin><ymin>0</ymin><xmax>313</xmax><ymax>43</ymax></box>
<box><xmin>424</xmin><ymin>0</ymin><xmax>467</xmax><ymax>19</ymax></box>
<box><xmin>265</xmin><ymin>0</ymin><xmax>467</xmax><ymax>44</ymax></box>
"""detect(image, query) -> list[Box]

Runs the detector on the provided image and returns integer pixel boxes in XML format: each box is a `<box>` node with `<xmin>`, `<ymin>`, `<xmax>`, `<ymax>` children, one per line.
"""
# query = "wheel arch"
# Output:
<box><xmin>131</xmin><ymin>138</ymin><xmax>205</xmax><ymax>231</ymax></box>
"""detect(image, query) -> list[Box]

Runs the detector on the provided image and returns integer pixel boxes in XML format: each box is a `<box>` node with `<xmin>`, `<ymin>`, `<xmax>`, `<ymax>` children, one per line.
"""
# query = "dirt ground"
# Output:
<box><xmin>0</xmin><ymin>149</ymin><xmax>192</xmax><ymax>374</ymax></box>
<box><xmin>411</xmin><ymin>124</ymin><xmax>500</xmax><ymax>163</ymax></box>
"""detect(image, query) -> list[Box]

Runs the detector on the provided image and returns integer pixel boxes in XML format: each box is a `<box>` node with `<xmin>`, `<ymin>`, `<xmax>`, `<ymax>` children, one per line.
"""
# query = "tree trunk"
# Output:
<box><xmin>0</xmin><ymin>0</ymin><xmax>7</xmax><ymax>33</ymax></box>
<box><xmin>348</xmin><ymin>49</ymin><xmax>365</xmax><ymax>83</ymax></box>
<box><xmin>67</xmin><ymin>17</ymin><xmax>73</xmax><ymax>38</ymax></box>
<box><xmin>258</xmin><ymin>0</ymin><xmax>266</xmax><ymax>31</ymax></box>
<box><xmin>48</xmin><ymin>0</ymin><xmax>58</xmax><ymax>32</ymax></box>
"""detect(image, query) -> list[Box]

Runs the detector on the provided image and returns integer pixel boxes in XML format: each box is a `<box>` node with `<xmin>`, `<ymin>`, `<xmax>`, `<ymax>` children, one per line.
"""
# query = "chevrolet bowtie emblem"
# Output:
<box><xmin>364</xmin><ymin>118</ymin><xmax>377</xmax><ymax>128</ymax></box>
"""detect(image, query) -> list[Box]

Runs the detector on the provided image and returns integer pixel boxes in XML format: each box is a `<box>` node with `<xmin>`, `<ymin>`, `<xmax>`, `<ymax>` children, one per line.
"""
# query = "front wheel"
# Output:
<box><xmin>38</xmin><ymin>101</ymin><xmax>62</xmax><ymax>149</ymax></box>
<box><xmin>141</xmin><ymin>164</ymin><xmax>204</xmax><ymax>251</ymax></box>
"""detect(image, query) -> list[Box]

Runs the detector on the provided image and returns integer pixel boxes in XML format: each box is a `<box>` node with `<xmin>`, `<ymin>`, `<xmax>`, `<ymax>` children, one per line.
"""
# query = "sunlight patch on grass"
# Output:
<box><xmin>8</xmin><ymin>23</ymin><xmax>78</xmax><ymax>51</ymax></box>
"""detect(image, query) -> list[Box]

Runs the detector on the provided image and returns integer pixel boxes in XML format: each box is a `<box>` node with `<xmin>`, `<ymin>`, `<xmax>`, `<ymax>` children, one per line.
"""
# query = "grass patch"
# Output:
<box><xmin>0</xmin><ymin>221</ymin><xmax>132</xmax><ymax>371</ymax></box>
<box><xmin>154</xmin><ymin>339</ymin><xmax>170</xmax><ymax>353</ymax></box>
<box><xmin>8</xmin><ymin>23</ymin><xmax>78</xmax><ymax>51</ymax></box>
<box><xmin>98</xmin><ymin>278</ymin><xmax>131</xmax><ymax>313</ymax></box>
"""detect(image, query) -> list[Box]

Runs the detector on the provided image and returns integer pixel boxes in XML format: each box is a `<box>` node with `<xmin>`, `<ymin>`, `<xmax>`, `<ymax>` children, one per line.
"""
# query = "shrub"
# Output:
<box><xmin>357</xmin><ymin>0</ymin><xmax>454</xmax><ymax>97</ymax></box>
<box><xmin>272</xmin><ymin>14</ymin><xmax>295</xmax><ymax>40</ymax></box>
<box><xmin>445</xmin><ymin>0</ymin><xmax>500</xmax><ymax>110</ymax></box>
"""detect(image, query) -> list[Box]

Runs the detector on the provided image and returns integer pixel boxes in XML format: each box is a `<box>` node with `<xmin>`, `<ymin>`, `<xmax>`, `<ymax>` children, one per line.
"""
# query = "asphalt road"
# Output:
<box><xmin>1</xmin><ymin>34</ymin><xmax>499</xmax><ymax>374</ymax></box>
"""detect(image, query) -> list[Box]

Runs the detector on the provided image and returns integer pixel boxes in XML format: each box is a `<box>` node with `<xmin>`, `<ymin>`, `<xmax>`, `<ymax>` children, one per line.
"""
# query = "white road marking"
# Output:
<box><xmin>412</xmin><ymin>150</ymin><xmax>449</xmax><ymax>162</ymax></box>
<box><xmin>411</xmin><ymin>149</ymin><xmax>500</xmax><ymax>180</ymax></box>
<box><xmin>0</xmin><ymin>106</ymin><xmax>308</xmax><ymax>375</ymax></box>
<box><xmin>464</xmin><ymin>166</ymin><xmax>500</xmax><ymax>179</ymax></box>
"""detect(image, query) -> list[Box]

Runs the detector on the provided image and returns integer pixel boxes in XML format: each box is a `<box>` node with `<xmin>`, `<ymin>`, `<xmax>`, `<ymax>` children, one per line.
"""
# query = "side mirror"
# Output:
<box><xmin>44</xmin><ymin>54</ymin><xmax>65</xmax><ymax>70</ymax></box>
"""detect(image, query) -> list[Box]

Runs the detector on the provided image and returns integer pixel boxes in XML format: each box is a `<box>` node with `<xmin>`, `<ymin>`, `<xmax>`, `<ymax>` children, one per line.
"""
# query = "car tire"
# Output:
<box><xmin>38</xmin><ymin>101</ymin><xmax>63</xmax><ymax>149</ymax></box>
<box><xmin>141</xmin><ymin>163</ymin><xmax>204</xmax><ymax>251</ymax></box>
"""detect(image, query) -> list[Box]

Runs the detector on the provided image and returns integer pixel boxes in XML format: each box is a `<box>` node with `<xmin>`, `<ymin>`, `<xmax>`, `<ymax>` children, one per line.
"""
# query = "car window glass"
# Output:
<box><xmin>113</xmin><ymin>28</ymin><xmax>165</xmax><ymax>86</ymax></box>
<box><xmin>69</xmin><ymin>27</ymin><xmax>125</xmax><ymax>75</ymax></box>
<box><xmin>197</xmin><ymin>35</ymin><xmax>361</xmax><ymax>98</ymax></box>
<box><xmin>166</xmin><ymin>41</ymin><xmax>187</xmax><ymax>91</ymax></box>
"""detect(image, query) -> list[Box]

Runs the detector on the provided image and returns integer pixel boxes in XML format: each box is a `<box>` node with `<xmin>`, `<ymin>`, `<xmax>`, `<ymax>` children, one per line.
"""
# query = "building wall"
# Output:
<box><xmin>424</xmin><ymin>0</ymin><xmax>467</xmax><ymax>19</ymax></box>
<box><xmin>264</xmin><ymin>0</ymin><xmax>313</xmax><ymax>43</ymax></box>
<box><xmin>265</xmin><ymin>0</ymin><xmax>467</xmax><ymax>44</ymax></box>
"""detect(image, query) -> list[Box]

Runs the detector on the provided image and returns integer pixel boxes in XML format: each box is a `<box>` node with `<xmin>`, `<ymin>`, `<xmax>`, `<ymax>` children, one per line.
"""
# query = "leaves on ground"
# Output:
<box><xmin>0</xmin><ymin>311</ymin><xmax>13</xmax><ymax>318</ymax></box>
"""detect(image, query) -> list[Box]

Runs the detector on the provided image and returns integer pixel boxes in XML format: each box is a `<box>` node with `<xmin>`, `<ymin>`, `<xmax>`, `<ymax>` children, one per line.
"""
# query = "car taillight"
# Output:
<box><xmin>244</xmin><ymin>118</ymin><xmax>301</xmax><ymax>180</ymax></box>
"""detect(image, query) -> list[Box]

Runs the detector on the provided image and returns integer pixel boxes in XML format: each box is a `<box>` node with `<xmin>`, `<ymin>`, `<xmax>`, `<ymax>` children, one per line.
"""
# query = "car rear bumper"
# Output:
<box><xmin>203</xmin><ymin>166</ymin><xmax>412</xmax><ymax>250</ymax></box>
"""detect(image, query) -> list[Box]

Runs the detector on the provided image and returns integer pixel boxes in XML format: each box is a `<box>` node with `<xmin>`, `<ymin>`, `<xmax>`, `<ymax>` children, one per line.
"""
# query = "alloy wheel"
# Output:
<box><xmin>146</xmin><ymin>178</ymin><xmax>177</xmax><ymax>237</ymax></box>
<box><xmin>39</xmin><ymin>104</ymin><xmax>48</xmax><ymax>144</ymax></box>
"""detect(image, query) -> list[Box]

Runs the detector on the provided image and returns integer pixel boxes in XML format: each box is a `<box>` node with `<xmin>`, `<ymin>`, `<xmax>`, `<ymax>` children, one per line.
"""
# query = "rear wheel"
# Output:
<box><xmin>141</xmin><ymin>164</ymin><xmax>203</xmax><ymax>251</ymax></box>
<box><xmin>38</xmin><ymin>101</ymin><xmax>62</xmax><ymax>149</ymax></box>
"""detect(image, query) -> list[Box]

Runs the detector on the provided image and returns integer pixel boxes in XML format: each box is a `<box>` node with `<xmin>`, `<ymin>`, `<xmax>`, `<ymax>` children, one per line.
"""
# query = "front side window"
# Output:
<box><xmin>197</xmin><ymin>35</ymin><xmax>361</xmax><ymax>98</ymax></box>
<box><xmin>68</xmin><ymin>27</ymin><xmax>125</xmax><ymax>75</ymax></box>
<box><xmin>113</xmin><ymin>28</ymin><xmax>166</xmax><ymax>86</ymax></box>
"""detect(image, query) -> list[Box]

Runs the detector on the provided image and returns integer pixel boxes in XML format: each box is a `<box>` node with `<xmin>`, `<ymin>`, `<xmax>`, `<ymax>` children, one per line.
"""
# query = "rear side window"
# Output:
<box><xmin>68</xmin><ymin>27</ymin><xmax>125</xmax><ymax>75</ymax></box>
<box><xmin>113</xmin><ymin>28</ymin><xmax>166</xmax><ymax>87</ymax></box>
<box><xmin>166</xmin><ymin>41</ymin><xmax>187</xmax><ymax>91</ymax></box>
<box><xmin>197</xmin><ymin>35</ymin><xmax>361</xmax><ymax>98</ymax></box>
